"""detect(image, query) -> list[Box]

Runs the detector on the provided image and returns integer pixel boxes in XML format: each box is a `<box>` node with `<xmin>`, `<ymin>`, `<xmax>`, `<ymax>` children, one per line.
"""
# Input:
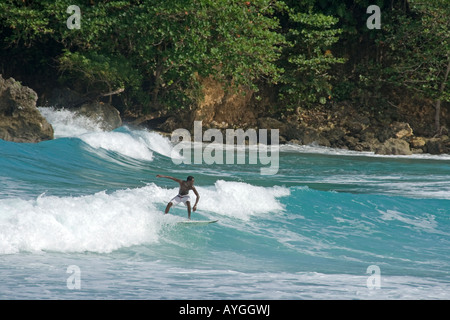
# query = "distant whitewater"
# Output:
<box><xmin>0</xmin><ymin>107</ymin><xmax>449</xmax><ymax>299</ymax></box>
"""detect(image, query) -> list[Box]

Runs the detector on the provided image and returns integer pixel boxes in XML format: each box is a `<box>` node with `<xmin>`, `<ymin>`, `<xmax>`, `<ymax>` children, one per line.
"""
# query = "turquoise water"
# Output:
<box><xmin>0</xmin><ymin>107</ymin><xmax>449</xmax><ymax>299</ymax></box>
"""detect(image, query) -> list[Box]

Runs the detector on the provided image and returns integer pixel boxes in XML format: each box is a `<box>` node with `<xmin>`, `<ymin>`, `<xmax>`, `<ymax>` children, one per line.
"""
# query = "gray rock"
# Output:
<box><xmin>76</xmin><ymin>101</ymin><xmax>122</xmax><ymax>131</ymax></box>
<box><xmin>0</xmin><ymin>75</ymin><xmax>53</xmax><ymax>143</ymax></box>
<box><xmin>425</xmin><ymin>136</ymin><xmax>450</xmax><ymax>154</ymax></box>
<box><xmin>375</xmin><ymin>138</ymin><xmax>412</xmax><ymax>155</ymax></box>
<box><xmin>324</xmin><ymin>127</ymin><xmax>346</xmax><ymax>144</ymax></box>
<box><xmin>46</xmin><ymin>87</ymin><xmax>122</xmax><ymax>131</ymax></box>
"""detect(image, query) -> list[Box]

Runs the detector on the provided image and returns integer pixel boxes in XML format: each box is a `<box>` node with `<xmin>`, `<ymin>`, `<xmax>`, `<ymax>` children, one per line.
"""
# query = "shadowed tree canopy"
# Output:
<box><xmin>0</xmin><ymin>0</ymin><xmax>448</xmax><ymax>133</ymax></box>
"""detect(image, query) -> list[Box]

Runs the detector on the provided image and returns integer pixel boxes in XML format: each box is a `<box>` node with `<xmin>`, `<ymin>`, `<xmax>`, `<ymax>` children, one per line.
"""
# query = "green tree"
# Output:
<box><xmin>380</xmin><ymin>0</ymin><xmax>450</xmax><ymax>132</ymax></box>
<box><xmin>303</xmin><ymin>0</ymin><xmax>412</xmax><ymax>110</ymax></box>
<box><xmin>1</xmin><ymin>0</ymin><xmax>286</xmax><ymax>113</ymax></box>
<box><xmin>278</xmin><ymin>2</ymin><xmax>346</xmax><ymax>108</ymax></box>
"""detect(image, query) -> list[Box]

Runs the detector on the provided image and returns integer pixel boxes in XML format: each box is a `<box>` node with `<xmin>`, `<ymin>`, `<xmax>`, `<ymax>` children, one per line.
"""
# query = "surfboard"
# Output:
<box><xmin>177</xmin><ymin>220</ymin><xmax>218</xmax><ymax>225</ymax></box>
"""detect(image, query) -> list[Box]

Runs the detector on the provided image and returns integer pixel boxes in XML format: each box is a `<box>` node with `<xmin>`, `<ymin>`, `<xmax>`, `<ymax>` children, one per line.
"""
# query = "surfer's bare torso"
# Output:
<box><xmin>178</xmin><ymin>180</ymin><xmax>194</xmax><ymax>196</ymax></box>
<box><xmin>156</xmin><ymin>174</ymin><xmax>200</xmax><ymax>219</ymax></box>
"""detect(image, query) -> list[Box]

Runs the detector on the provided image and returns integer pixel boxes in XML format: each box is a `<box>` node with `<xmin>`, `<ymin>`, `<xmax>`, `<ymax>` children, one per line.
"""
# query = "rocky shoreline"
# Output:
<box><xmin>1</xmin><ymin>74</ymin><xmax>449</xmax><ymax>155</ymax></box>
<box><xmin>273</xmin><ymin>116</ymin><xmax>450</xmax><ymax>156</ymax></box>
<box><xmin>0</xmin><ymin>75</ymin><xmax>53</xmax><ymax>143</ymax></box>
<box><xmin>0</xmin><ymin>75</ymin><xmax>122</xmax><ymax>142</ymax></box>
<box><xmin>131</xmin><ymin>77</ymin><xmax>450</xmax><ymax>156</ymax></box>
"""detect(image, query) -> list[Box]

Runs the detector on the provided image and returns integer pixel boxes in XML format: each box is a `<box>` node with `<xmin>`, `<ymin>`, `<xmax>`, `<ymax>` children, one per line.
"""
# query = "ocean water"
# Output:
<box><xmin>0</xmin><ymin>107</ymin><xmax>449</xmax><ymax>299</ymax></box>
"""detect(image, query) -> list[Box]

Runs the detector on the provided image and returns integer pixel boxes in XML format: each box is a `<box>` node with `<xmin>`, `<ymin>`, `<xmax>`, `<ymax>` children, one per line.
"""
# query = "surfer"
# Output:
<box><xmin>156</xmin><ymin>174</ymin><xmax>199</xmax><ymax>219</ymax></box>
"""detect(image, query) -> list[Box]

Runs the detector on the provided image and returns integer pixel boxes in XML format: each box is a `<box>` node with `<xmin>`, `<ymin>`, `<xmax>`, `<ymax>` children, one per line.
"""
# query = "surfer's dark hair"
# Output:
<box><xmin>187</xmin><ymin>176</ymin><xmax>194</xmax><ymax>181</ymax></box>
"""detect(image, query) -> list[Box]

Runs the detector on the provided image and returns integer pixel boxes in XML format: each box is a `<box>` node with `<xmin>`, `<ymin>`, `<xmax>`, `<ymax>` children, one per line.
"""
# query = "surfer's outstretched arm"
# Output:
<box><xmin>156</xmin><ymin>174</ymin><xmax>182</xmax><ymax>184</ymax></box>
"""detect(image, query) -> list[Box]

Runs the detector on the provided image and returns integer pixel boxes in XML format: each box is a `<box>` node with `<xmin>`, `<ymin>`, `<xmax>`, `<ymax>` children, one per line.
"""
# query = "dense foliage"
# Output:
<box><xmin>0</xmin><ymin>0</ymin><xmax>448</xmax><ymax>131</ymax></box>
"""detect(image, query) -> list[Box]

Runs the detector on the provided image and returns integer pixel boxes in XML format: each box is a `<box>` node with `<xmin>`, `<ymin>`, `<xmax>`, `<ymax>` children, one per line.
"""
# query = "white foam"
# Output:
<box><xmin>197</xmin><ymin>180</ymin><xmax>290</xmax><ymax>220</ymax></box>
<box><xmin>39</xmin><ymin>107</ymin><xmax>180</xmax><ymax>161</ymax></box>
<box><xmin>38</xmin><ymin>107</ymin><xmax>103</xmax><ymax>138</ymax></box>
<box><xmin>0</xmin><ymin>185</ymin><xmax>176</xmax><ymax>254</ymax></box>
<box><xmin>0</xmin><ymin>181</ymin><xmax>289</xmax><ymax>254</ymax></box>
<box><xmin>80</xmin><ymin>131</ymin><xmax>154</xmax><ymax>161</ymax></box>
<box><xmin>80</xmin><ymin>128</ymin><xmax>184</xmax><ymax>162</ymax></box>
<box><xmin>377</xmin><ymin>209</ymin><xmax>447</xmax><ymax>234</ymax></box>
<box><xmin>281</xmin><ymin>142</ymin><xmax>450</xmax><ymax>160</ymax></box>
<box><xmin>143</xmin><ymin>179</ymin><xmax>290</xmax><ymax>221</ymax></box>
<box><xmin>132</xmin><ymin>129</ymin><xmax>182</xmax><ymax>160</ymax></box>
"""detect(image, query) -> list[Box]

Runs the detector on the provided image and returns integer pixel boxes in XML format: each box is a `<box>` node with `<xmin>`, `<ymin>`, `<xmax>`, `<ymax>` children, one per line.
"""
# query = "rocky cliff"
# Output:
<box><xmin>0</xmin><ymin>75</ymin><xmax>53</xmax><ymax>143</ymax></box>
<box><xmin>2</xmin><ymin>73</ymin><xmax>449</xmax><ymax>156</ymax></box>
<box><xmin>142</xmin><ymin>78</ymin><xmax>450</xmax><ymax>155</ymax></box>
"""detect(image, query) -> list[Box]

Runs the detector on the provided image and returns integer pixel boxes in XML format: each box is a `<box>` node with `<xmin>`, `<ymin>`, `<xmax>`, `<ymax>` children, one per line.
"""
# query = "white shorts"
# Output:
<box><xmin>170</xmin><ymin>194</ymin><xmax>191</xmax><ymax>206</ymax></box>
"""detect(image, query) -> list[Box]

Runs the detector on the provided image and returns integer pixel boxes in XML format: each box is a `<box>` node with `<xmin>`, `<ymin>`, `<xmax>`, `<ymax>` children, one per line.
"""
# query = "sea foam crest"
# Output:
<box><xmin>38</xmin><ymin>107</ymin><xmax>179</xmax><ymax>161</ymax></box>
<box><xmin>0</xmin><ymin>181</ymin><xmax>290</xmax><ymax>254</ymax></box>
<box><xmin>38</xmin><ymin>107</ymin><xmax>103</xmax><ymax>138</ymax></box>
<box><xmin>0</xmin><ymin>186</ymin><xmax>168</xmax><ymax>254</ymax></box>
<box><xmin>198</xmin><ymin>180</ymin><xmax>290</xmax><ymax>220</ymax></box>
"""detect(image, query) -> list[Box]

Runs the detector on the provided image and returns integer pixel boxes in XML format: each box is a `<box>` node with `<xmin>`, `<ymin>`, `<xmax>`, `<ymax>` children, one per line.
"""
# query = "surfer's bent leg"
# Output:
<box><xmin>165</xmin><ymin>202</ymin><xmax>173</xmax><ymax>214</ymax></box>
<box><xmin>165</xmin><ymin>195</ymin><xmax>181</xmax><ymax>214</ymax></box>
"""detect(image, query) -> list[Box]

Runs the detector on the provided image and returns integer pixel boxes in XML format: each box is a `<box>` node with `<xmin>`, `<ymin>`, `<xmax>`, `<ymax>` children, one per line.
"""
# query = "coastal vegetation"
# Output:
<box><xmin>0</xmin><ymin>0</ymin><xmax>448</xmax><ymax>149</ymax></box>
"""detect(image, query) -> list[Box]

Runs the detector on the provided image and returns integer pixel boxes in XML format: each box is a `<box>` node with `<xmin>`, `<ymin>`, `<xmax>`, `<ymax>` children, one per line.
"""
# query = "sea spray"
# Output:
<box><xmin>0</xmin><ymin>181</ymin><xmax>291</xmax><ymax>254</ymax></box>
<box><xmin>1</xmin><ymin>107</ymin><xmax>449</xmax><ymax>299</ymax></box>
<box><xmin>0</xmin><ymin>187</ymin><xmax>162</xmax><ymax>254</ymax></box>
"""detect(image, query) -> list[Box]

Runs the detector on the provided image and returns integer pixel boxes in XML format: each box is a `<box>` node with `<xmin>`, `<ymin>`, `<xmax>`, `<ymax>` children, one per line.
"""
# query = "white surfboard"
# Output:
<box><xmin>177</xmin><ymin>220</ymin><xmax>218</xmax><ymax>225</ymax></box>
